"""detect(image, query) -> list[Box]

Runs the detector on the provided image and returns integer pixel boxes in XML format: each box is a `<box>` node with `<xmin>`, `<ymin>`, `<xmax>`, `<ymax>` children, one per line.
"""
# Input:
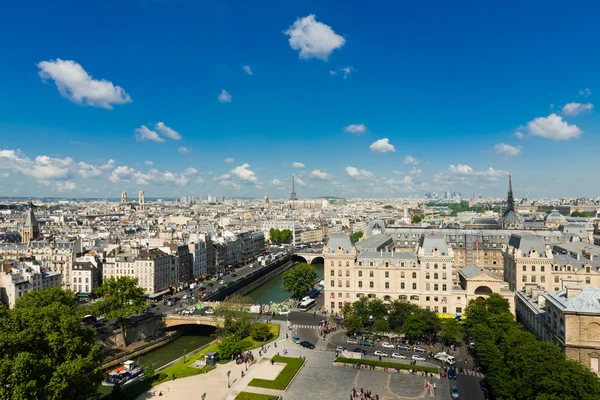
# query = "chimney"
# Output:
<box><xmin>380</xmin><ymin>249</ymin><xmax>383</xmax><ymax>257</ymax></box>
<box><xmin>566</xmin><ymin>286</ymin><xmax>582</xmax><ymax>299</ymax></box>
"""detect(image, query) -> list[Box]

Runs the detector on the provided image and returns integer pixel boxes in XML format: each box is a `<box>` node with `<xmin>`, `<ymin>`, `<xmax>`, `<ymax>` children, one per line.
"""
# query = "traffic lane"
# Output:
<box><xmin>333</xmin><ymin>343</ymin><xmax>446</xmax><ymax>365</ymax></box>
<box><xmin>454</xmin><ymin>374</ymin><xmax>485</xmax><ymax>400</ymax></box>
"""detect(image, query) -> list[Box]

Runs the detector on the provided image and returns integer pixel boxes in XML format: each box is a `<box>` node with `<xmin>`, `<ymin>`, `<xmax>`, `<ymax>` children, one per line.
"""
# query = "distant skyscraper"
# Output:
<box><xmin>139</xmin><ymin>191</ymin><xmax>145</xmax><ymax>210</ymax></box>
<box><xmin>289</xmin><ymin>175</ymin><xmax>298</xmax><ymax>201</ymax></box>
<box><xmin>121</xmin><ymin>192</ymin><xmax>127</xmax><ymax>203</ymax></box>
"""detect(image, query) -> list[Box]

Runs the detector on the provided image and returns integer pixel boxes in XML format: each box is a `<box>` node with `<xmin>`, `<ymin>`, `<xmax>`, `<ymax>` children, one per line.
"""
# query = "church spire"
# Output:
<box><xmin>506</xmin><ymin>173</ymin><xmax>515</xmax><ymax>213</ymax></box>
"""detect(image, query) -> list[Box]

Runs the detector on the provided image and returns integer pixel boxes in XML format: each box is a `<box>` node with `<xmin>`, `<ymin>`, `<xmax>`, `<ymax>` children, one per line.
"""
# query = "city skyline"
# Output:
<box><xmin>1</xmin><ymin>1</ymin><xmax>599</xmax><ymax>198</ymax></box>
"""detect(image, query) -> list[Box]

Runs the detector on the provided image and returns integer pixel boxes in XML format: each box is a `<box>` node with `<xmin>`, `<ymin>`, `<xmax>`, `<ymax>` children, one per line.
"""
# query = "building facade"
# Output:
<box><xmin>0</xmin><ymin>261</ymin><xmax>62</xmax><ymax>308</ymax></box>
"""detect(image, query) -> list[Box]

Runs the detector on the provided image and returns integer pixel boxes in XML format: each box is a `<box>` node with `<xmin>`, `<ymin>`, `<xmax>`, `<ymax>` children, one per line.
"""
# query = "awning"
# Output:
<box><xmin>148</xmin><ymin>288</ymin><xmax>171</xmax><ymax>299</ymax></box>
<box><xmin>77</xmin><ymin>292</ymin><xmax>89</xmax><ymax>297</ymax></box>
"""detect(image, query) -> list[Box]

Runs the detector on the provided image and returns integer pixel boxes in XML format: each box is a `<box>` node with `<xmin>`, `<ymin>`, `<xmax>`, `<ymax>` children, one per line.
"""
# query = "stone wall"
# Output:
<box><xmin>97</xmin><ymin>314</ymin><xmax>164</xmax><ymax>350</ymax></box>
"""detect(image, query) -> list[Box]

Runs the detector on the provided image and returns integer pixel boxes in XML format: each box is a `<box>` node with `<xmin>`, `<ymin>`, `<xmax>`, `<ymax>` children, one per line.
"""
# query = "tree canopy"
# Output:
<box><xmin>465</xmin><ymin>294</ymin><xmax>600</xmax><ymax>400</ymax></box>
<box><xmin>269</xmin><ymin>228</ymin><xmax>293</xmax><ymax>244</ymax></box>
<box><xmin>282</xmin><ymin>263</ymin><xmax>317</xmax><ymax>299</ymax></box>
<box><xmin>411</xmin><ymin>215</ymin><xmax>423</xmax><ymax>223</ymax></box>
<box><xmin>0</xmin><ymin>288</ymin><xmax>103</xmax><ymax>400</ymax></box>
<box><xmin>383</xmin><ymin>205</ymin><xmax>394</xmax><ymax>210</ymax></box>
<box><xmin>351</xmin><ymin>231</ymin><xmax>364</xmax><ymax>243</ymax></box>
<box><xmin>92</xmin><ymin>276</ymin><xmax>147</xmax><ymax>343</ymax></box>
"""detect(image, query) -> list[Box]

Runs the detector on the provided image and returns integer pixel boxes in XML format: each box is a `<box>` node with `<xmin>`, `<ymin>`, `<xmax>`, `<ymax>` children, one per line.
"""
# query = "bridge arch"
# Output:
<box><xmin>310</xmin><ymin>256</ymin><xmax>324</xmax><ymax>265</ymax></box>
<box><xmin>474</xmin><ymin>285</ymin><xmax>493</xmax><ymax>297</ymax></box>
<box><xmin>292</xmin><ymin>255</ymin><xmax>308</xmax><ymax>264</ymax></box>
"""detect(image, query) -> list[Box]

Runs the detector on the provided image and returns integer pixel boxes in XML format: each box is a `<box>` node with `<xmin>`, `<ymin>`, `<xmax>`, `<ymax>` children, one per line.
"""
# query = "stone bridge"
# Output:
<box><xmin>292</xmin><ymin>250</ymin><xmax>325</xmax><ymax>265</ymax></box>
<box><xmin>163</xmin><ymin>314</ymin><xmax>225</xmax><ymax>328</ymax></box>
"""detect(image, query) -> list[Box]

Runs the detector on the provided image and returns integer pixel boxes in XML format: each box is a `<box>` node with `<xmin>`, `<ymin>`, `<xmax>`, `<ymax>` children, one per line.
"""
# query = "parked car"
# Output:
<box><xmin>204</xmin><ymin>308</ymin><xmax>214</xmax><ymax>315</ymax></box>
<box><xmin>279</xmin><ymin>310</ymin><xmax>290</xmax><ymax>315</ymax></box>
<box><xmin>219</xmin><ymin>280</ymin><xmax>225</xmax><ymax>284</ymax></box>
<box><xmin>300</xmin><ymin>341</ymin><xmax>315</xmax><ymax>349</ymax></box>
<box><xmin>374</xmin><ymin>350</ymin><xmax>388</xmax><ymax>357</ymax></box>
<box><xmin>293</xmin><ymin>336</ymin><xmax>302</xmax><ymax>344</ymax></box>
<box><xmin>360</xmin><ymin>341</ymin><xmax>375</xmax><ymax>347</ymax></box>
<box><xmin>346</xmin><ymin>339</ymin><xmax>358</xmax><ymax>345</ymax></box>
<box><xmin>336</xmin><ymin>346</ymin><xmax>346</xmax><ymax>352</ymax></box>
<box><xmin>381</xmin><ymin>342</ymin><xmax>395</xmax><ymax>349</ymax></box>
<box><xmin>451</xmin><ymin>385</ymin><xmax>460</xmax><ymax>399</ymax></box>
<box><xmin>396</xmin><ymin>344</ymin><xmax>410</xmax><ymax>351</ymax></box>
<box><xmin>413</xmin><ymin>346</ymin><xmax>426</xmax><ymax>353</ymax></box>
<box><xmin>411</xmin><ymin>355</ymin><xmax>426</xmax><ymax>361</ymax></box>
<box><xmin>391</xmin><ymin>352</ymin><xmax>406</xmax><ymax>359</ymax></box>
<box><xmin>353</xmin><ymin>348</ymin><xmax>367</xmax><ymax>355</ymax></box>
<box><xmin>231</xmin><ymin>274</ymin><xmax>237</xmax><ymax>277</ymax></box>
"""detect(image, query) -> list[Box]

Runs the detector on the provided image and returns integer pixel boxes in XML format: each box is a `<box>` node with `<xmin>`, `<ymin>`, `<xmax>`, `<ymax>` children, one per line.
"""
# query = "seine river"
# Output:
<box><xmin>246</xmin><ymin>263</ymin><xmax>324</xmax><ymax>304</ymax></box>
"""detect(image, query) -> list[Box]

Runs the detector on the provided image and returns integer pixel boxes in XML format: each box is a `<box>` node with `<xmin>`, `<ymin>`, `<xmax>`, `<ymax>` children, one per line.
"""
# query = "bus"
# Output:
<box><xmin>297</xmin><ymin>298</ymin><xmax>316</xmax><ymax>312</ymax></box>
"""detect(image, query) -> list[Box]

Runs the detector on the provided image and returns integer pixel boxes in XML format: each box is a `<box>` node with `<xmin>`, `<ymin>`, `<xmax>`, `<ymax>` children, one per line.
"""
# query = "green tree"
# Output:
<box><xmin>440</xmin><ymin>319</ymin><xmax>465</xmax><ymax>344</ymax></box>
<box><xmin>92</xmin><ymin>276</ymin><xmax>147</xmax><ymax>345</ymax></box>
<box><xmin>401</xmin><ymin>312</ymin><xmax>426</xmax><ymax>340</ymax></box>
<box><xmin>351</xmin><ymin>231</ymin><xmax>364</xmax><ymax>243</ymax></box>
<box><xmin>388</xmin><ymin>300</ymin><xmax>419</xmax><ymax>331</ymax></box>
<box><xmin>344</xmin><ymin>313</ymin><xmax>363</xmax><ymax>334</ymax></box>
<box><xmin>0</xmin><ymin>288</ymin><xmax>103</xmax><ymax>400</ymax></box>
<box><xmin>411</xmin><ymin>215</ymin><xmax>423</xmax><ymax>223</ymax></box>
<box><xmin>383</xmin><ymin>205</ymin><xmax>394</xmax><ymax>210</ymax></box>
<box><xmin>282</xmin><ymin>263</ymin><xmax>317</xmax><ymax>299</ymax></box>
<box><xmin>372</xmin><ymin>318</ymin><xmax>390</xmax><ymax>335</ymax></box>
<box><xmin>249</xmin><ymin>323</ymin><xmax>272</xmax><ymax>341</ymax></box>
<box><xmin>367</xmin><ymin>298</ymin><xmax>388</xmax><ymax>320</ymax></box>
<box><xmin>341</xmin><ymin>302</ymin><xmax>354</xmax><ymax>319</ymax></box>
<box><xmin>352</xmin><ymin>297</ymin><xmax>371</xmax><ymax>324</ymax></box>
<box><xmin>218</xmin><ymin>334</ymin><xmax>244</xmax><ymax>360</ymax></box>
<box><xmin>280</xmin><ymin>229</ymin><xmax>293</xmax><ymax>244</ymax></box>
<box><xmin>219</xmin><ymin>310</ymin><xmax>251</xmax><ymax>339</ymax></box>
<box><xmin>142</xmin><ymin>362</ymin><xmax>156</xmax><ymax>387</ymax></box>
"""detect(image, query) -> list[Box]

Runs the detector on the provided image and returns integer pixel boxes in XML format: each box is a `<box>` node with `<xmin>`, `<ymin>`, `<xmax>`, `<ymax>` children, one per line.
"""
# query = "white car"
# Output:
<box><xmin>411</xmin><ymin>355</ymin><xmax>426</xmax><ymax>361</ymax></box>
<box><xmin>279</xmin><ymin>310</ymin><xmax>290</xmax><ymax>315</ymax></box>
<box><xmin>391</xmin><ymin>352</ymin><xmax>406</xmax><ymax>359</ymax></box>
<box><xmin>336</xmin><ymin>346</ymin><xmax>346</xmax><ymax>352</ymax></box>
<box><xmin>204</xmin><ymin>308</ymin><xmax>215</xmax><ymax>315</ymax></box>
<box><xmin>346</xmin><ymin>339</ymin><xmax>358</xmax><ymax>345</ymax></box>
<box><xmin>374</xmin><ymin>350</ymin><xmax>388</xmax><ymax>357</ymax></box>
<box><xmin>219</xmin><ymin>280</ymin><xmax>225</xmax><ymax>284</ymax></box>
<box><xmin>381</xmin><ymin>342</ymin><xmax>395</xmax><ymax>349</ymax></box>
<box><xmin>413</xmin><ymin>346</ymin><xmax>427</xmax><ymax>353</ymax></box>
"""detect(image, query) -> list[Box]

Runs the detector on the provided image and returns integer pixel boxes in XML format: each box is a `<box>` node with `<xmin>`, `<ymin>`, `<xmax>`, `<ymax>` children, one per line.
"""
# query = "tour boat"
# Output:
<box><xmin>102</xmin><ymin>360</ymin><xmax>144</xmax><ymax>387</ymax></box>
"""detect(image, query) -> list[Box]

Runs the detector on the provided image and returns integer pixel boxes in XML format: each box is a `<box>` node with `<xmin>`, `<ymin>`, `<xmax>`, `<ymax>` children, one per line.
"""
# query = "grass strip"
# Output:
<box><xmin>248</xmin><ymin>356</ymin><xmax>304</xmax><ymax>390</ymax></box>
<box><xmin>335</xmin><ymin>357</ymin><xmax>438</xmax><ymax>374</ymax></box>
<box><xmin>235</xmin><ymin>392</ymin><xmax>280</xmax><ymax>400</ymax></box>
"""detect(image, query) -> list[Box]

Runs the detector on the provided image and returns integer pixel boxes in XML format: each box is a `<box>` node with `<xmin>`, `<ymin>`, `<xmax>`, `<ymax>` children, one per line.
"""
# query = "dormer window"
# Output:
<box><xmin>385</xmin><ymin>261</ymin><xmax>389</xmax><ymax>267</ymax></box>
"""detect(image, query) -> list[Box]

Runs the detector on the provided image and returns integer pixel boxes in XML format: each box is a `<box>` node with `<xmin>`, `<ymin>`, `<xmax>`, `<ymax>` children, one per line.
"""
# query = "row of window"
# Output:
<box><xmin>329</xmin><ymin>300</ymin><xmax>461</xmax><ymax>314</ymax></box>
<box><xmin>329</xmin><ymin>280</ymin><xmax>449</xmax><ymax>291</ymax></box>
<box><xmin>521</xmin><ymin>275</ymin><xmax>593</xmax><ymax>285</ymax></box>
<box><xmin>330</xmin><ymin>269</ymin><xmax>450</xmax><ymax>280</ymax></box>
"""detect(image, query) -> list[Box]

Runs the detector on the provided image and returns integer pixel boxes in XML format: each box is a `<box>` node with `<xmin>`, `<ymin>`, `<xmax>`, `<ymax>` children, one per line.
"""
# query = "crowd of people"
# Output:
<box><xmin>351</xmin><ymin>387</ymin><xmax>379</xmax><ymax>400</ymax></box>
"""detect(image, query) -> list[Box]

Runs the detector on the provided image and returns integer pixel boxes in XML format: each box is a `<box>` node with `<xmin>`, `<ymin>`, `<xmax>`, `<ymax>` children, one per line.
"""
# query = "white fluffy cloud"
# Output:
<box><xmin>144</xmin><ymin>161</ymin><xmax>154</xmax><ymax>166</ymax></box>
<box><xmin>0</xmin><ymin>149</ymin><xmax>74</xmax><ymax>180</ymax></box>
<box><xmin>77</xmin><ymin>162</ymin><xmax>103</xmax><ymax>178</ymax></box>
<box><xmin>310</xmin><ymin>169</ymin><xmax>332</xmax><ymax>180</ymax></box>
<box><xmin>224</xmin><ymin>157</ymin><xmax>234</xmax><ymax>163</ymax></box>
<box><xmin>345</xmin><ymin>166</ymin><xmax>374</xmax><ymax>181</ymax></box>
<box><xmin>231</xmin><ymin>163</ymin><xmax>258</xmax><ymax>183</ymax></box>
<box><xmin>370</xmin><ymin>138</ymin><xmax>395</xmax><ymax>153</ymax></box>
<box><xmin>284</xmin><ymin>15</ymin><xmax>345</xmax><ymax>60</ymax></box>
<box><xmin>218</xmin><ymin>180</ymin><xmax>241</xmax><ymax>190</ymax></box>
<box><xmin>155</xmin><ymin>122</ymin><xmax>182</xmax><ymax>140</ymax></box>
<box><xmin>183</xmin><ymin>168</ymin><xmax>198</xmax><ymax>176</ymax></box>
<box><xmin>514</xmin><ymin>131</ymin><xmax>524</xmax><ymax>139</ymax></box>
<box><xmin>56</xmin><ymin>181</ymin><xmax>77</xmax><ymax>192</ymax></box>
<box><xmin>447</xmin><ymin>164</ymin><xmax>507</xmax><ymax>182</ymax></box>
<box><xmin>292</xmin><ymin>162</ymin><xmax>305</xmax><ymax>168</ymax></box>
<box><xmin>242</xmin><ymin>65</ymin><xmax>253</xmax><ymax>75</ymax></box>
<box><xmin>178</xmin><ymin>146</ymin><xmax>189</xmax><ymax>154</ymax></box>
<box><xmin>344</xmin><ymin>124</ymin><xmax>367</xmax><ymax>135</ymax></box>
<box><xmin>403</xmin><ymin>156</ymin><xmax>418</xmax><ymax>165</ymax></box>
<box><xmin>109</xmin><ymin>165</ymin><xmax>190</xmax><ymax>187</ymax></box>
<box><xmin>37</xmin><ymin>59</ymin><xmax>131</xmax><ymax>109</ymax></box>
<box><xmin>135</xmin><ymin>125</ymin><xmax>164</xmax><ymax>143</ymax></box>
<box><xmin>562</xmin><ymin>102</ymin><xmax>593</xmax><ymax>116</ymax></box>
<box><xmin>218</xmin><ymin>89</ymin><xmax>232</xmax><ymax>103</ymax></box>
<box><xmin>494</xmin><ymin>143</ymin><xmax>521</xmax><ymax>157</ymax></box>
<box><xmin>271</xmin><ymin>178</ymin><xmax>282</xmax><ymax>186</ymax></box>
<box><xmin>527</xmin><ymin>113</ymin><xmax>582</xmax><ymax>140</ymax></box>
<box><xmin>295</xmin><ymin>176</ymin><xmax>307</xmax><ymax>187</ymax></box>
<box><xmin>99</xmin><ymin>159</ymin><xmax>115</xmax><ymax>170</ymax></box>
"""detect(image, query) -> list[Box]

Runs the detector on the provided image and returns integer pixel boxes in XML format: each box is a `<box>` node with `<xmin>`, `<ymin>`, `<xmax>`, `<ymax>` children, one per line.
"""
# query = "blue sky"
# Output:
<box><xmin>1</xmin><ymin>0</ymin><xmax>599</xmax><ymax>198</ymax></box>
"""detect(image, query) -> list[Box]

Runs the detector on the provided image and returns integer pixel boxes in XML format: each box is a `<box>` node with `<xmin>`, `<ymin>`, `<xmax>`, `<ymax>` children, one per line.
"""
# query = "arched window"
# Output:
<box><xmin>384</xmin><ymin>295</ymin><xmax>391</xmax><ymax>301</ymax></box>
<box><xmin>399</xmin><ymin>295</ymin><xmax>407</xmax><ymax>301</ymax></box>
<box><xmin>442</xmin><ymin>284</ymin><xmax>447</xmax><ymax>291</ymax></box>
<box><xmin>434</xmin><ymin>273</ymin><xmax>438</xmax><ymax>280</ymax></box>
<box><xmin>401</xmin><ymin>262</ymin><xmax>405</xmax><ymax>267</ymax></box>
<box><xmin>370</xmin><ymin>261</ymin><xmax>374</xmax><ymax>267</ymax></box>
<box><xmin>531</xmin><ymin>276</ymin><xmax>536</xmax><ymax>283</ymax></box>
<box><xmin>522</xmin><ymin>265</ymin><xmax>527</xmax><ymax>271</ymax></box>
<box><xmin>385</xmin><ymin>261</ymin><xmax>389</xmax><ymax>267</ymax></box>
<box><xmin>442</xmin><ymin>273</ymin><xmax>447</xmax><ymax>279</ymax></box>
<box><xmin>541</xmin><ymin>276</ymin><xmax>545</xmax><ymax>283</ymax></box>
<box><xmin>426</xmin><ymin>273</ymin><xmax>430</xmax><ymax>279</ymax></box>
<box><xmin>358</xmin><ymin>261</ymin><xmax>363</xmax><ymax>266</ymax></box>
<box><xmin>410</xmin><ymin>295</ymin><xmax>419</xmax><ymax>301</ymax></box>
<box><xmin>442</xmin><ymin>263</ymin><xmax>447</xmax><ymax>269</ymax></box>
<box><xmin>541</xmin><ymin>266</ymin><xmax>545</xmax><ymax>272</ymax></box>
<box><xmin>434</xmin><ymin>284</ymin><xmax>439</xmax><ymax>291</ymax></box>
<box><xmin>426</xmin><ymin>263</ymin><xmax>430</xmax><ymax>269</ymax></box>
<box><xmin>434</xmin><ymin>263</ymin><xmax>438</xmax><ymax>269</ymax></box>
<box><xmin>532</xmin><ymin>266</ymin><xmax>536</xmax><ymax>272</ymax></box>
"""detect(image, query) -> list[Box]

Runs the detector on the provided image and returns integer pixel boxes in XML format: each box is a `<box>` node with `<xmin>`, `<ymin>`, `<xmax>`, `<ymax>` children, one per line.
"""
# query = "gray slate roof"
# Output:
<box><xmin>326</xmin><ymin>233</ymin><xmax>353</xmax><ymax>254</ymax></box>
<box><xmin>546</xmin><ymin>286</ymin><xmax>600</xmax><ymax>313</ymax></box>
<box><xmin>418</xmin><ymin>233</ymin><xmax>449</xmax><ymax>256</ymax></box>
<box><xmin>459</xmin><ymin>264</ymin><xmax>498</xmax><ymax>280</ymax></box>
<box><xmin>508</xmin><ymin>234</ymin><xmax>547</xmax><ymax>257</ymax></box>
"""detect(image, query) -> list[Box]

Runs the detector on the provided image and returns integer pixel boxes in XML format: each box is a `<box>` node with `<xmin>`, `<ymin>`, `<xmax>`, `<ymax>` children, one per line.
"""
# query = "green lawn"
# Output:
<box><xmin>248</xmin><ymin>356</ymin><xmax>304</xmax><ymax>390</ymax></box>
<box><xmin>235</xmin><ymin>392</ymin><xmax>280</xmax><ymax>400</ymax></box>
<box><xmin>335</xmin><ymin>357</ymin><xmax>438</xmax><ymax>374</ymax></box>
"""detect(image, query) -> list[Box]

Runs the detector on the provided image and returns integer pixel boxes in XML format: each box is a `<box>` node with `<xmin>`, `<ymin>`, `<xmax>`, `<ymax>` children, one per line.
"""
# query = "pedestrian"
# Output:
<box><xmin>433</xmin><ymin>383</ymin><xmax>436</xmax><ymax>391</ymax></box>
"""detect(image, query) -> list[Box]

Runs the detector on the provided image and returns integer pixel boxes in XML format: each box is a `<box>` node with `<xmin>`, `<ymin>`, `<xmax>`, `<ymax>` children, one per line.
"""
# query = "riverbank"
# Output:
<box><xmin>247</xmin><ymin>263</ymin><xmax>323</xmax><ymax>304</ymax></box>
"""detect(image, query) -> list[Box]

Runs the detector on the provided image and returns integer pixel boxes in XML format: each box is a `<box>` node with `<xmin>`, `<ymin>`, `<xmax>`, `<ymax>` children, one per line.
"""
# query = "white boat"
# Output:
<box><xmin>102</xmin><ymin>360</ymin><xmax>144</xmax><ymax>387</ymax></box>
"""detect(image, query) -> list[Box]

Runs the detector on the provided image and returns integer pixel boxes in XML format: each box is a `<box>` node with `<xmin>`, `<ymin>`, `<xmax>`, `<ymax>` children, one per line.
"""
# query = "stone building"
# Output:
<box><xmin>0</xmin><ymin>261</ymin><xmax>61</xmax><ymax>308</ymax></box>
<box><xmin>20</xmin><ymin>205</ymin><xmax>40</xmax><ymax>244</ymax></box>
<box><xmin>516</xmin><ymin>285</ymin><xmax>600</xmax><ymax>375</ymax></box>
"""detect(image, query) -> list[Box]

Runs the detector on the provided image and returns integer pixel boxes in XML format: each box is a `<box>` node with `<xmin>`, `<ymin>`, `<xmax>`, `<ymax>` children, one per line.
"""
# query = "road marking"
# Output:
<box><xmin>291</xmin><ymin>324</ymin><xmax>319</xmax><ymax>329</ymax></box>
